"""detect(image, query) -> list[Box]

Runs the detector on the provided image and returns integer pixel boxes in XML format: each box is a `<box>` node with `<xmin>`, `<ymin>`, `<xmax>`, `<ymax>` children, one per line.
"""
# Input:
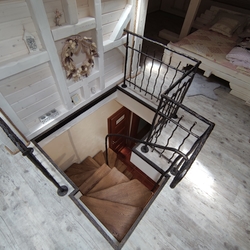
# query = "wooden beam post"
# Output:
<box><xmin>26</xmin><ymin>0</ymin><xmax>73</xmax><ymax>110</ymax></box>
<box><xmin>179</xmin><ymin>0</ymin><xmax>201</xmax><ymax>39</ymax></box>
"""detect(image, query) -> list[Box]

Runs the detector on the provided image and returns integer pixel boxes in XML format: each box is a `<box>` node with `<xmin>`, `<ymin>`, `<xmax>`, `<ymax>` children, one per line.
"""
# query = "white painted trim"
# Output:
<box><xmin>0</xmin><ymin>92</ymin><xmax>30</xmax><ymax>136</ymax></box>
<box><xmin>103</xmin><ymin>35</ymin><xmax>127</xmax><ymax>53</ymax></box>
<box><xmin>134</xmin><ymin>0</ymin><xmax>148</xmax><ymax>36</ymax></box>
<box><xmin>116</xmin><ymin>90</ymin><xmax>154</xmax><ymax>124</ymax></box>
<box><xmin>105</xmin><ymin>73</ymin><xmax>124</xmax><ymax>88</ymax></box>
<box><xmin>26</xmin><ymin>0</ymin><xmax>73</xmax><ymax>110</ymax></box>
<box><xmin>51</xmin><ymin>17</ymin><xmax>96</xmax><ymax>41</ymax></box>
<box><xmin>109</xmin><ymin>4</ymin><xmax>132</xmax><ymax>41</ymax></box>
<box><xmin>92</xmin><ymin>0</ymin><xmax>105</xmax><ymax>91</ymax></box>
<box><xmin>117</xmin><ymin>45</ymin><xmax>126</xmax><ymax>56</ymax></box>
<box><xmin>0</xmin><ymin>51</ymin><xmax>49</xmax><ymax>81</ymax></box>
<box><xmin>67</xmin><ymin>69</ymin><xmax>100</xmax><ymax>93</ymax></box>
<box><xmin>38</xmin><ymin>92</ymin><xmax>117</xmax><ymax>147</ymax></box>
<box><xmin>131</xmin><ymin>152</ymin><xmax>161</xmax><ymax>181</ymax></box>
<box><xmin>130</xmin><ymin>0</ymin><xmax>148</xmax><ymax>77</ymax></box>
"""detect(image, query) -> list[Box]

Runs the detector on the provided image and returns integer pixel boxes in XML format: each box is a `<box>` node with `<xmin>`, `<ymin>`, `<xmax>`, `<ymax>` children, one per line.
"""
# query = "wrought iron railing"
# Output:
<box><xmin>105</xmin><ymin>96</ymin><xmax>214</xmax><ymax>189</ymax></box>
<box><xmin>143</xmin><ymin>95</ymin><xmax>214</xmax><ymax>187</ymax></box>
<box><xmin>122</xmin><ymin>29</ymin><xmax>201</xmax><ymax>106</ymax></box>
<box><xmin>0</xmin><ymin>117</ymin><xmax>68</xmax><ymax>196</ymax></box>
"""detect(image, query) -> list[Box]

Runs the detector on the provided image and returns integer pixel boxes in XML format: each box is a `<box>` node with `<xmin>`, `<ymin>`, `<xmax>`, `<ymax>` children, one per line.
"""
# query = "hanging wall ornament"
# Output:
<box><xmin>54</xmin><ymin>9</ymin><xmax>62</xmax><ymax>26</ymax></box>
<box><xmin>61</xmin><ymin>36</ymin><xmax>99</xmax><ymax>82</ymax></box>
<box><xmin>23</xmin><ymin>29</ymin><xmax>39</xmax><ymax>53</ymax></box>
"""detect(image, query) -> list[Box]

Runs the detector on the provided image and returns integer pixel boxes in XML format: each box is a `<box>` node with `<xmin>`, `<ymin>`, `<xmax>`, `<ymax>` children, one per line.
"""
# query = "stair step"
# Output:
<box><xmin>115</xmin><ymin>158</ymin><xmax>127</xmax><ymax>173</ymax></box>
<box><xmin>69</xmin><ymin>170</ymin><xmax>96</xmax><ymax>187</ymax></box>
<box><xmin>123</xmin><ymin>169</ymin><xmax>133</xmax><ymax>180</ymax></box>
<box><xmin>65</xmin><ymin>161</ymin><xmax>97</xmax><ymax>177</ymax></box>
<box><xmin>93</xmin><ymin>150</ymin><xmax>106</xmax><ymax>166</ymax></box>
<box><xmin>80</xmin><ymin>196</ymin><xmax>142</xmax><ymax>241</ymax></box>
<box><xmin>79</xmin><ymin>163</ymin><xmax>111</xmax><ymax>195</ymax></box>
<box><xmin>81</xmin><ymin>156</ymin><xmax>101</xmax><ymax>168</ymax></box>
<box><xmin>88</xmin><ymin>167</ymin><xmax>130</xmax><ymax>194</ymax></box>
<box><xmin>87</xmin><ymin>179</ymin><xmax>153</xmax><ymax>208</ymax></box>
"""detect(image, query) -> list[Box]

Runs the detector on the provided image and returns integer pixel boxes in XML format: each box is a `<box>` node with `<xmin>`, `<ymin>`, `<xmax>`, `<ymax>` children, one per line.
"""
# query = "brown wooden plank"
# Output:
<box><xmin>64</xmin><ymin>162</ymin><xmax>97</xmax><ymax>177</ymax></box>
<box><xmin>69</xmin><ymin>170</ymin><xmax>96</xmax><ymax>187</ymax></box>
<box><xmin>115</xmin><ymin>158</ymin><xmax>127</xmax><ymax>173</ymax></box>
<box><xmin>87</xmin><ymin>179</ymin><xmax>153</xmax><ymax>208</ymax></box>
<box><xmin>93</xmin><ymin>150</ymin><xmax>106</xmax><ymax>166</ymax></box>
<box><xmin>80</xmin><ymin>196</ymin><xmax>142</xmax><ymax>241</ymax></box>
<box><xmin>79</xmin><ymin>163</ymin><xmax>111</xmax><ymax>195</ymax></box>
<box><xmin>81</xmin><ymin>156</ymin><xmax>101</xmax><ymax>168</ymax></box>
<box><xmin>88</xmin><ymin>167</ymin><xmax>130</xmax><ymax>194</ymax></box>
<box><xmin>123</xmin><ymin>169</ymin><xmax>133</xmax><ymax>180</ymax></box>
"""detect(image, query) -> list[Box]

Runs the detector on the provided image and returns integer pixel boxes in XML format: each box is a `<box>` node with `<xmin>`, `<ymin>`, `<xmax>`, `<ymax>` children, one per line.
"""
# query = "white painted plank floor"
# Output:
<box><xmin>0</xmin><ymin>84</ymin><xmax>250</xmax><ymax>250</ymax></box>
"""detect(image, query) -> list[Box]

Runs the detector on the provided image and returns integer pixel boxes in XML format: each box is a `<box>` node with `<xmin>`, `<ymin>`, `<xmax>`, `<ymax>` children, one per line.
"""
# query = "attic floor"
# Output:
<box><xmin>1</xmin><ymin>11</ymin><xmax>250</xmax><ymax>250</ymax></box>
<box><xmin>1</xmin><ymin>81</ymin><xmax>250</xmax><ymax>249</ymax></box>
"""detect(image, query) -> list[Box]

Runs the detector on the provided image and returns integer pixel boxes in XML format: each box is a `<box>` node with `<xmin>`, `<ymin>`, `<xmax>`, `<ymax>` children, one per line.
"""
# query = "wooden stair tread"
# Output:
<box><xmin>88</xmin><ymin>167</ymin><xmax>130</xmax><ymax>194</ymax></box>
<box><xmin>115</xmin><ymin>158</ymin><xmax>127</xmax><ymax>173</ymax></box>
<box><xmin>87</xmin><ymin>179</ymin><xmax>153</xmax><ymax>208</ymax></box>
<box><xmin>93</xmin><ymin>150</ymin><xmax>106</xmax><ymax>166</ymax></box>
<box><xmin>123</xmin><ymin>169</ymin><xmax>133</xmax><ymax>180</ymax></box>
<box><xmin>79</xmin><ymin>163</ymin><xmax>111</xmax><ymax>195</ymax></box>
<box><xmin>65</xmin><ymin>163</ymin><xmax>96</xmax><ymax>177</ymax></box>
<box><xmin>81</xmin><ymin>156</ymin><xmax>100</xmax><ymax>168</ymax></box>
<box><xmin>69</xmin><ymin>169</ymin><xmax>96</xmax><ymax>187</ymax></box>
<box><xmin>80</xmin><ymin>196</ymin><xmax>142</xmax><ymax>241</ymax></box>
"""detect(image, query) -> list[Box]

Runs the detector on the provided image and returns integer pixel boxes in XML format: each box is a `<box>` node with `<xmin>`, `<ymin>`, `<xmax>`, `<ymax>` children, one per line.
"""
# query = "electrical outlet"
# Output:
<box><xmin>39</xmin><ymin>109</ymin><xmax>59</xmax><ymax>124</ymax></box>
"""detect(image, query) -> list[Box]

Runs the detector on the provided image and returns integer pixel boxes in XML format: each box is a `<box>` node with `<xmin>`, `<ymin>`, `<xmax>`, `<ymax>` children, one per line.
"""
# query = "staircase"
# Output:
<box><xmin>65</xmin><ymin>148</ymin><xmax>154</xmax><ymax>242</ymax></box>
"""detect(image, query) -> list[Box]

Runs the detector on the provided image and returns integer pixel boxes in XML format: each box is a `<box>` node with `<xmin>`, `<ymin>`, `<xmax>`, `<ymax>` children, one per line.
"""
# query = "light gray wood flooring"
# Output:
<box><xmin>0</xmin><ymin>84</ymin><xmax>250</xmax><ymax>250</ymax></box>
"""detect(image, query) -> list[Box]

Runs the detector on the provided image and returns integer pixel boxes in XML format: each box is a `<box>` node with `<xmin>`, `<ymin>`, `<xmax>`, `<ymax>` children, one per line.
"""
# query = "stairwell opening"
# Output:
<box><xmin>33</xmin><ymin>30</ymin><xmax>214</xmax><ymax>249</ymax></box>
<box><xmin>35</xmin><ymin>98</ymin><xmax>163</xmax><ymax>249</ymax></box>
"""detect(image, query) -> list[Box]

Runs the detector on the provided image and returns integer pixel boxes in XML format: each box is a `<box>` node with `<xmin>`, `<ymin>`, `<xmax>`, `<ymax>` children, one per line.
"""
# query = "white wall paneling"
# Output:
<box><xmin>0</xmin><ymin>63</ymin><xmax>63</xmax><ymax>135</ymax></box>
<box><xmin>67</xmin><ymin>70</ymin><xmax>100</xmax><ymax>94</ymax></box>
<box><xmin>103</xmin><ymin>35</ymin><xmax>127</xmax><ymax>53</ymax></box>
<box><xmin>101</xmin><ymin>0</ymin><xmax>127</xmax><ymax>41</ymax></box>
<box><xmin>0</xmin><ymin>0</ymin><xmax>142</xmax><ymax>138</ymax></box>
<box><xmin>26</xmin><ymin>0</ymin><xmax>73</xmax><ymax>110</ymax></box>
<box><xmin>104</xmin><ymin>48</ymin><xmax>124</xmax><ymax>85</ymax></box>
<box><xmin>76</xmin><ymin>0</ymin><xmax>90</xmax><ymax>19</ymax></box>
<box><xmin>91</xmin><ymin>0</ymin><xmax>105</xmax><ymax>91</ymax></box>
<box><xmin>0</xmin><ymin>92</ymin><xmax>30</xmax><ymax>136</ymax></box>
<box><xmin>109</xmin><ymin>4</ymin><xmax>132</xmax><ymax>41</ymax></box>
<box><xmin>101</xmin><ymin>0</ymin><xmax>127</xmax><ymax>14</ymax></box>
<box><xmin>0</xmin><ymin>51</ymin><xmax>49</xmax><ymax>81</ymax></box>
<box><xmin>0</xmin><ymin>0</ymin><xmax>43</xmax><ymax>69</ymax></box>
<box><xmin>51</xmin><ymin>17</ymin><xmax>96</xmax><ymax>41</ymax></box>
<box><xmin>62</xmin><ymin>0</ymin><xmax>78</xmax><ymax>25</ymax></box>
<box><xmin>42</xmin><ymin>0</ymin><xmax>66</xmax><ymax>27</ymax></box>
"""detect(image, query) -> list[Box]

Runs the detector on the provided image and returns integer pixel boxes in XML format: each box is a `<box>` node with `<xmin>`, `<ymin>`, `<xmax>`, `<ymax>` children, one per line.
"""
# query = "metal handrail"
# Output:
<box><xmin>0</xmin><ymin>117</ymin><xmax>68</xmax><ymax>196</ymax></box>
<box><xmin>105</xmin><ymin>133</ymin><xmax>189</xmax><ymax>187</ymax></box>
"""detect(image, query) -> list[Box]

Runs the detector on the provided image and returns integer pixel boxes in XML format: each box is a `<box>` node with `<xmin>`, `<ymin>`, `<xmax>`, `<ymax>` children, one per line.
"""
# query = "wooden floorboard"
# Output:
<box><xmin>0</xmin><ymin>85</ymin><xmax>250</xmax><ymax>250</ymax></box>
